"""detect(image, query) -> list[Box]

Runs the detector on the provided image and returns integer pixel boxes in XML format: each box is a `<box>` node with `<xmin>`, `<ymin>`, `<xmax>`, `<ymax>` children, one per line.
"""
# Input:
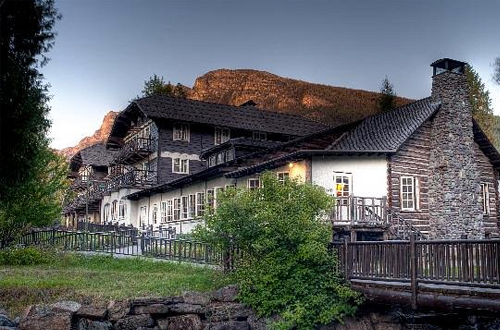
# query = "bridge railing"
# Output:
<box><xmin>333</xmin><ymin>237</ymin><xmax>500</xmax><ymax>288</ymax></box>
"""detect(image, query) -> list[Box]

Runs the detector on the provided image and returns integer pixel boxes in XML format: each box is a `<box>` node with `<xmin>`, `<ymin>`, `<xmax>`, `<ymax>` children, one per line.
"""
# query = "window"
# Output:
<box><xmin>167</xmin><ymin>200</ymin><xmax>173</xmax><ymax>222</ymax></box>
<box><xmin>139</xmin><ymin>206</ymin><xmax>147</xmax><ymax>227</ymax></box>
<box><xmin>118</xmin><ymin>200</ymin><xmax>127</xmax><ymax>220</ymax></box>
<box><xmin>216</xmin><ymin>152</ymin><xmax>224</xmax><ymax>164</ymax></box>
<box><xmin>103</xmin><ymin>203</ymin><xmax>110</xmax><ymax>222</ymax></box>
<box><xmin>225</xmin><ymin>184</ymin><xmax>236</xmax><ymax>190</ymax></box>
<box><xmin>173</xmin><ymin>123</ymin><xmax>190</xmax><ymax>141</ymax></box>
<box><xmin>214</xmin><ymin>187</ymin><xmax>224</xmax><ymax>208</ymax></box>
<box><xmin>277</xmin><ymin>172</ymin><xmax>290</xmax><ymax>184</ymax></box>
<box><xmin>173</xmin><ymin>198</ymin><xmax>181</xmax><ymax>221</ymax></box>
<box><xmin>208</xmin><ymin>155</ymin><xmax>216</xmax><ymax>167</ymax></box>
<box><xmin>111</xmin><ymin>200</ymin><xmax>118</xmax><ymax>220</ymax></box>
<box><xmin>196</xmin><ymin>192</ymin><xmax>205</xmax><ymax>217</ymax></box>
<box><xmin>253</xmin><ymin>131</ymin><xmax>267</xmax><ymax>140</ymax></box>
<box><xmin>214</xmin><ymin>127</ymin><xmax>230</xmax><ymax>145</ymax></box>
<box><xmin>333</xmin><ymin>173</ymin><xmax>351</xmax><ymax>197</ymax></box>
<box><xmin>160</xmin><ymin>201</ymin><xmax>167</xmax><ymax>223</ymax></box>
<box><xmin>401</xmin><ymin>176</ymin><xmax>417</xmax><ymax>211</ymax></box>
<box><xmin>189</xmin><ymin>194</ymin><xmax>196</xmax><ymax>219</ymax></box>
<box><xmin>206</xmin><ymin>189</ymin><xmax>214</xmax><ymax>210</ymax></box>
<box><xmin>225</xmin><ymin>149</ymin><xmax>234</xmax><ymax>162</ymax></box>
<box><xmin>481</xmin><ymin>183</ymin><xmax>490</xmax><ymax>215</ymax></box>
<box><xmin>181</xmin><ymin>196</ymin><xmax>189</xmax><ymax>219</ymax></box>
<box><xmin>152</xmin><ymin>204</ymin><xmax>158</xmax><ymax>224</ymax></box>
<box><xmin>248</xmin><ymin>178</ymin><xmax>260</xmax><ymax>190</ymax></box>
<box><xmin>172</xmin><ymin>158</ymin><xmax>189</xmax><ymax>174</ymax></box>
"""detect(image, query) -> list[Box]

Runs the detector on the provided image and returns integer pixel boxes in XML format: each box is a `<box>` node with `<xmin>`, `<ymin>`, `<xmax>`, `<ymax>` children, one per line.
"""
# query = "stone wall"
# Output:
<box><xmin>428</xmin><ymin>70</ymin><xmax>485</xmax><ymax>239</ymax></box>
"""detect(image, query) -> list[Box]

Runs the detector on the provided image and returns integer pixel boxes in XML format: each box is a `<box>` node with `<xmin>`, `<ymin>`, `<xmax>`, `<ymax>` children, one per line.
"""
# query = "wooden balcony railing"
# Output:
<box><xmin>106</xmin><ymin>169</ymin><xmax>156</xmax><ymax>192</ymax></box>
<box><xmin>330</xmin><ymin>196</ymin><xmax>388</xmax><ymax>226</ymax></box>
<box><xmin>114</xmin><ymin>136</ymin><xmax>157</xmax><ymax>165</ymax></box>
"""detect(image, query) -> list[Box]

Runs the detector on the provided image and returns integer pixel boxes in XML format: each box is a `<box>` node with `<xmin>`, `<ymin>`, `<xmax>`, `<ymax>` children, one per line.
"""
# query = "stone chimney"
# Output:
<box><xmin>428</xmin><ymin>58</ymin><xmax>484</xmax><ymax>239</ymax></box>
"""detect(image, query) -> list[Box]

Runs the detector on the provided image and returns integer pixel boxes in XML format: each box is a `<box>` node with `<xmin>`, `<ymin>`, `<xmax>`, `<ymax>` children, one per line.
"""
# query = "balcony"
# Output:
<box><xmin>106</xmin><ymin>169</ymin><xmax>156</xmax><ymax>192</ymax></box>
<box><xmin>329</xmin><ymin>196</ymin><xmax>388</xmax><ymax>227</ymax></box>
<box><xmin>64</xmin><ymin>180</ymin><xmax>107</xmax><ymax>213</ymax></box>
<box><xmin>114</xmin><ymin>136</ymin><xmax>156</xmax><ymax>165</ymax></box>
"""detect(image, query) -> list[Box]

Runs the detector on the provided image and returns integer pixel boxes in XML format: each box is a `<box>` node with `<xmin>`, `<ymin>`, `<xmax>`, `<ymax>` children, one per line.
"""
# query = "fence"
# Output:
<box><xmin>76</xmin><ymin>221</ymin><xmax>139</xmax><ymax>237</ymax></box>
<box><xmin>16</xmin><ymin>229</ymin><xmax>222</xmax><ymax>265</ymax></box>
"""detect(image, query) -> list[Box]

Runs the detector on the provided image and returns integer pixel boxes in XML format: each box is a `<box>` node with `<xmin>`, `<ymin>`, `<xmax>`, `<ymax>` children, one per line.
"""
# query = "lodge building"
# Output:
<box><xmin>64</xmin><ymin>58</ymin><xmax>500</xmax><ymax>241</ymax></box>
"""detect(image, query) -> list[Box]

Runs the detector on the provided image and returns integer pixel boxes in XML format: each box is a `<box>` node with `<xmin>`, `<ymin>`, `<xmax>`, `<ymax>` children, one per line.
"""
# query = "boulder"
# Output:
<box><xmin>77</xmin><ymin>304</ymin><xmax>108</xmax><ymax>320</ymax></box>
<box><xmin>170</xmin><ymin>303</ymin><xmax>205</xmax><ymax>314</ymax></box>
<box><xmin>212</xmin><ymin>286</ymin><xmax>239</xmax><ymax>303</ymax></box>
<box><xmin>205</xmin><ymin>320</ymin><xmax>250</xmax><ymax>330</ymax></box>
<box><xmin>77</xmin><ymin>318</ymin><xmax>113</xmax><ymax>330</ymax></box>
<box><xmin>107</xmin><ymin>300</ymin><xmax>130</xmax><ymax>322</ymax></box>
<box><xmin>157</xmin><ymin>314</ymin><xmax>202</xmax><ymax>330</ymax></box>
<box><xmin>51</xmin><ymin>301</ymin><xmax>81</xmax><ymax>313</ymax></box>
<box><xmin>206</xmin><ymin>302</ymin><xmax>252</xmax><ymax>322</ymax></box>
<box><xmin>183</xmin><ymin>291</ymin><xmax>211</xmax><ymax>305</ymax></box>
<box><xmin>114</xmin><ymin>314</ymin><xmax>153</xmax><ymax>330</ymax></box>
<box><xmin>19</xmin><ymin>310</ymin><xmax>72</xmax><ymax>330</ymax></box>
<box><xmin>133</xmin><ymin>303</ymin><xmax>170</xmax><ymax>315</ymax></box>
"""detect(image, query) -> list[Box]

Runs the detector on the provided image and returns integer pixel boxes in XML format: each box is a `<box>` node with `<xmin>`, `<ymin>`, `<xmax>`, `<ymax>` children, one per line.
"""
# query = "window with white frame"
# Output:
<box><xmin>167</xmin><ymin>200</ymin><xmax>173</xmax><ymax>222</ymax></box>
<box><xmin>160</xmin><ymin>201</ymin><xmax>167</xmax><ymax>223</ymax></box>
<box><xmin>208</xmin><ymin>155</ymin><xmax>216</xmax><ymax>167</ymax></box>
<box><xmin>173</xmin><ymin>198</ymin><xmax>181</xmax><ymax>221</ymax></box>
<box><xmin>248</xmin><ymin>178</ymin><xmax>260</xmax><ymax>190</ymax></box>
<box><xmin>103</xmin><ymin>203</ymin><xmax>110</xmax><ymax>222</ymax></box>
<box><xmin>333</xmin><ymin>173</ymin><xmax>351</xmax><ymax>197</ymax></box>
<box><xmin>152</xmin><ymin>204</ymin><xmax>158</xmax><ymax>224</ymax></box>
<box><xmin>111</xmin><ymin>200</ymin><xmax>118</xmax><ymax>220</ymax></box>
<box><xmin>225</xmin><ymin>149</ymin><xmax>234</xmax><ymax>162</ymax></box>
<box><xmin>196</xmin><ymin>192</ymin><xmax>205</xmax><ymax>217</ymax></box>
<box><xmin>214</xmin><ymin>187</ymin><xmax>224</xmax><ymax>208</ymax></box>
<box><xmin>214</xmin><ymin>127</ymin><xmax>230</xmax><ymax>145</ymax></box>
<box><xmin>188</xmin><ymin>194</ymin><xmax>196</xmax><ymax>219</ymax></box>
<box><xmin>139</xmin><ymin>206</ymin><xmax>147</xmax><ymax>227</ymax></box>
<box><xmin>118</xmin><ymin>200</ymin><xmax>127</xmax><ymax>220</ymax></box>
<box><xmin>173</xmin><ymin>123</ymin><xmax>190</xmax><ymax>141</ymax></box>
<box><xmin>277</xmin><ymin>172</ymin><xmax>290</xmax><ymax>184</ymax></box>
<box><xmin>181</xmin><ymin>196</ymin><xmax>189</xmax><ymax>219</ymax></box>
<box><xmin>172</xmin><ymin>158</ymin><xmax>189</xmax><ymax>174</ymax></box>
<box><xmin>206</xmin><ymin>189</ymin><xmax>214</xmax><ymax>210</ymax></box>
<box><xmin>481</xmin><ymin>183</ymin><xmax>490</xmax><ymax>215</ymax></box>
<box><xmin>253</xmin><ymin>131</ymin><xmax>267</xmax><ymax>140</ymax></box>
<box><xmin>400</xmin><ymin>176</ymin><xmax>417</xmax><ymax>211</ymax></box>
<box><xmin>225</xmin><ymin>184</ymin><xmax>236</xmax><ymax>190</ymax></box>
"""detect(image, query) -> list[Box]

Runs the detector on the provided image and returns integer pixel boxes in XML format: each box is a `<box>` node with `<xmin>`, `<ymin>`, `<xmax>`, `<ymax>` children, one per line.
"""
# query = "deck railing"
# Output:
<box><xmin>330</xmin><ymin>196</ymin><xmax>388</xmax><ymax>225</ymax></box>
<box><xmin>114</xmin><ymin>136</ymin><xmax>157</xmax><ymax>164</ymax></box>
<box><xmin>106</xmin><ymin>169</ymin><xmax>156</xmax><ymax>192</ymax></box>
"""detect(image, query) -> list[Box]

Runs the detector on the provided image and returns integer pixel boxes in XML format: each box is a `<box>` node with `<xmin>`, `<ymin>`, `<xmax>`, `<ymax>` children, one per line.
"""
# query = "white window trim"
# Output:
<box><xmin>173</xmin><ymin>123</ymin><xmax>190</xmax><ymax>142</ymax></box>
<box><xmin>167</xmin><ymin>200</ymin><xmax>173</xmax><ymax>222</ymax></box>
<box><xmin>214</xmin><ymin>127</ymin><xmax>230</xmax><ymax>145</ymax></box>
<box><xmin>152</xmin><ymin>204</ymin><xmax>158</xmax><ymax>224</ymax></box>
<box><xmin>172</xmin><ymin>158</ymin><xmax>189</xmax><ymax>174</ymax></box>
<box><xmin>188</xmin><ymin>194</ymin><xmax>196</xmax><ymax>219</ymax></box>
<box><xmin>181</xmin><ymin>196</ymin><xmax>189</xmax><ymax>219</ymax></box>
<box><xmin>196</xmin><ymin>192</ymin><xmax>205</xmax><ymax>217</ymax></box>
<box><xmin>173</xmin><ymin>198</ymin><xmax>181</xmax><ymax>221</ymax></box>
<box><xmin>276</xmin><ymin>172</ymin><xmax>290</xmax><ymax>184</ymax></box>
<box><xmin>247</xmin><ymin>178</ymin><xmax>260</xmax><ymax>190</ymax></box>
<box><xmin>160</xmin><ymin>201</ymin><xmax>167</xmax><ymax>223</ymax></box>
<box><xmin>400</xmin><ymin>176</ymin><xmax>418</xmax><ymax>211</ymax></box>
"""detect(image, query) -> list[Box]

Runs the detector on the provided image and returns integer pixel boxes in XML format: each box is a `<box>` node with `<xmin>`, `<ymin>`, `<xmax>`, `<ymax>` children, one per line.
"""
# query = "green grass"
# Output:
<box><xmin>0</xmin><ymin>251</ymin><xmax>231</xmax><ymax>317</ymax></box>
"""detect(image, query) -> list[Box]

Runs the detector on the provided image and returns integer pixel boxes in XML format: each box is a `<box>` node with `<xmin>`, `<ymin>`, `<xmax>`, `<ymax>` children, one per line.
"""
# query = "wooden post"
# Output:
<box><xmin>343</xmin><ymin>237</ymin><xmax>349</xmax><ymax>279</ymax></box>
<box><xmin>410</xmin><ymin>233</ymin><xmax>418</xmax><ymax>310</ymax></box>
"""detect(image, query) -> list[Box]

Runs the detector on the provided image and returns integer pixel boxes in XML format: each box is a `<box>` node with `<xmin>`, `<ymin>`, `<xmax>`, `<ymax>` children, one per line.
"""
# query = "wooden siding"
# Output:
<box><xmin>388</xmin><ymin>121</ymin><xmax>432</xmax><ymax>235</ymax></box>
<box><xmin>475</xmin><ymin>142</ymin><xmax>500</xmax><ymax>237</ymax></box>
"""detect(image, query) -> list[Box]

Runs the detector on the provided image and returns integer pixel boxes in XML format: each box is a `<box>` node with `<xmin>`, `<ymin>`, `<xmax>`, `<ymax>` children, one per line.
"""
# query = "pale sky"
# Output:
<box><xmin>42</xmin><ymin>0</ymin><xmax>500</xmax><ymax>150</ymax></box>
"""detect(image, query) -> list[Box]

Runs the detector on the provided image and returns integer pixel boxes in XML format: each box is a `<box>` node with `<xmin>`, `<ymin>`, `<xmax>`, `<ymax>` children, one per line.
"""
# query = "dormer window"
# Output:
<box><xmin>253</xmin><ymin>131</ymin><xmax>267</xmax><ymax>140</ymax></box>
<box><xmin>214</xmin><ymin>127</ymin><xmax>230</xmax><ymax>145</ymax></box>
<box><xmin>173</xmin><ymin>123</ymin><xmax>190</xmax><ymax>141</ymax></box>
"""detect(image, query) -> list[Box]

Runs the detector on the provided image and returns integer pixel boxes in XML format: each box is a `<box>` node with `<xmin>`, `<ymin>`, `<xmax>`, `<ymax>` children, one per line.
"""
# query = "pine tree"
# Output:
<box><xmin>466</xmin><ymin>65</ymin><xmax>497</xmax><ymax>146</ymax></box>
<box><xmin>494</xmin><ymin>57</ymin><xmax>500</xmax><ymax>86</ymax></box>
<box><xmin>378</xmin><ymin>76</ymin><xmax>396</xmax><ymax>112</ymax></box>
<box><xmin>141</xmin><ymin>75</ymin><xmax>186</xmax><ymax>98</ymax></box>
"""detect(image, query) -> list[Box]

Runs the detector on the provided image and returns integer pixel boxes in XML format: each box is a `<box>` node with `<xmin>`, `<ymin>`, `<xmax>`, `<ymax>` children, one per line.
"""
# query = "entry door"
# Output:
<box><xmin>333</xmin><ymin>172</ymin><xmax>352</xmax><ymax>222</ymax></box>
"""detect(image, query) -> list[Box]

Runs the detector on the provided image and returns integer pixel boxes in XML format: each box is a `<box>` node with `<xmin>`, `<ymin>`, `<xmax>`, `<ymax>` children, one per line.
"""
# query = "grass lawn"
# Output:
<box><xmin>0</xmin><ymin>252</ymin><xmax>230</xmax><ymax>317</ymax></box>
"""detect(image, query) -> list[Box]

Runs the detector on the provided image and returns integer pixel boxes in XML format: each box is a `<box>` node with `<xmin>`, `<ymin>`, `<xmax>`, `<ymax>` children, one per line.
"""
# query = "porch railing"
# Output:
<box><xmin>330</xmin><ymin>196</ymin><xmax>388</xmax><ymax>225</ymax></box>
<box><xmin>106</xmin><ymin>169</ymin><xmax>156</xmax><ymax>192</ymax></box>
<box><xmin>114</xmin><ymin>136</ymin><xmax>157</xmax><ymax>164</ymax></box>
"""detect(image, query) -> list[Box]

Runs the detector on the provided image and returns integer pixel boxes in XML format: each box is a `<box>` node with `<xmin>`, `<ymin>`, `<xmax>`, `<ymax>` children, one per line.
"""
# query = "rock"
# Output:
<box><xmin>77</xmin><ymin>304</ymin><xmax>108</xmax><ymax>319</ymax></box>
<box><xmin>77</xmin><ymin>318</ymin><xmax>113</xmax><ymax>330</ymax></box>
<box><xmin>132</xmin><ymin>297</ymin><xmax>175</xmax><ymax>306</ymax></box>
<box><xmin>19</xmin><ymin>311</ymin><xmax>72</xmax><ymax>330</ymax></box>
<box><xmin>170</xmin><ymin>303</ymin><xmax>205</xmax><ymax>314</ymax></box>
<box><xmin>334</xmin><ymin>316</ymin><xmax>374</xmax><ymax>330</ymax></box>
<box><xmin>114</xmin><ymin>314</ymin><xmax>153</xmax><ymax>330</ymax></box>
<box><xmin>205</xmin><ymin>320</ymin><xmax>250</xmax><ymax>330</ymax></box>
<box><xmin>246</xmin><ymin>314</ymin><xmax>267</xmax><ymax>330</ymax></box>
<box><xmin>374</xmin><ymin>323</ymin><xmax>403</xmax><ymax>330</ymax></box>
<box><xmin>107</xmin><ymin>300</ymin><xmax>130</xmax><ymax>322</ymax></box>
<box><xmin>183</xmin><ymin>291</ymin><xmax>211</xmax><ymax>305</ymax></box>
<box><xmin>133</xmin><ymin>304</ymin><xmax>170</xmax><ymax>315</ymax></box>
<box><xmin>206</xmin><ymin>303</ymin><xmax>252</xmax><ymax>322</ymax></box>
<box><xmin>0</xmin><ymin>314</ymin><xmax>15</xmax><ymax>327</ymax></box>
<box><xmin>51</xmin><ymin>300</ymin><xmax>82</xmax><ymax>313</ymax></box>
<box><xmin>157</xmin><ymin>314</ymin><xmax>203</xmax><ymax>330</ymax></box>
<box><xmin>212</xmin><ymin>286</ymin><xmax>239</xmax><ymax>303</ymax></box>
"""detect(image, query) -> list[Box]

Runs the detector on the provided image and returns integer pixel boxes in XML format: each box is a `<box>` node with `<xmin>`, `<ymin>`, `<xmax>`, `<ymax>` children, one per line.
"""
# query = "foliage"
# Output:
<box><xmin>0</xmin><ymin>149</ymin><xmax>70</xmax><ymax>248</ymax></box>
<box><xmin>141</xmin><ymin>74</ymin><xmax>187</xmax><ymax>98</ymax></box>
<box><xmin>0</xmin><ymin>246</ymin><xmax>57</xmax><ymax>266</ymax></box>
<box><xmin>494</xmin><ymin>57</ymin><xmax>500</xmax><ymax>85</ymax></box>
<box><xmin>194</xmin><ymin>173</ymin><xmax>361</xmax><ymax>330</ymax></box>
<box><xmin>378</xmin><ymin>76</ymin><xmax>396</xmax><ymax>112</ymax></box>
<box><xmin>466</xmin><ymin>65</ymin><xmax>497</xmax><ymax>146</ymax></box>
<box><xmin>0</xmin><ymin>0</ymin><xmax>60</xmax><ymax>197</ymax></box>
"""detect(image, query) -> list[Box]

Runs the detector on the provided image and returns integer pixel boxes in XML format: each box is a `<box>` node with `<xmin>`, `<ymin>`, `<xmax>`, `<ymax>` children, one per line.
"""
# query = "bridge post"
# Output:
<box><xmin>410</xmin><ymin>233</ymin><xmax>418</xmax><ymax>309</ymax></box>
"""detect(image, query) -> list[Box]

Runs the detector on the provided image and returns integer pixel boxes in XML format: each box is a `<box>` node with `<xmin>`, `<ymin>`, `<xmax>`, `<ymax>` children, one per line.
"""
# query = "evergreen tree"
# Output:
<box><xmin>494</xmin><ymin>57</ymin><xmax>500</xmax><ymax>85</ymax></box>
<box><xmin>378</xmin><ymin>76</ymin><xmax>396</xmax><ymax>112</ymax></box>
<box><xmin>466</xmin><ymin>65</ymin><xmax>497</xmax><ymax>146</ymax></box>
<box><xmin>141</xmin><ymin>75</ymin><xmax>187</xmax><ymax>98</ymax></box>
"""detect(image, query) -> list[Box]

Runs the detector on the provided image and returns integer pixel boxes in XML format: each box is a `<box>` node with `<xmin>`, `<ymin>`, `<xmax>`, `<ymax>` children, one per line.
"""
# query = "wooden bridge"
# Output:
<box><xmin>333</xmin><ymin>236</ymin><xmax>500</xmax><ymax>312</ymax></box>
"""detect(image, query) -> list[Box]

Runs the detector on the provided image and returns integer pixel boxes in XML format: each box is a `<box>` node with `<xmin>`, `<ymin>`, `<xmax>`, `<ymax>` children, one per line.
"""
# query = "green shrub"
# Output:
<box><xmin>0</xmin><ymin>246</ymin><xmax>57</xmax><ymax>265</ymax></box>
<box><xmin>194</xmin><ymin>172</ymin><xmax>362</xmax><ymax>330</ymax></box>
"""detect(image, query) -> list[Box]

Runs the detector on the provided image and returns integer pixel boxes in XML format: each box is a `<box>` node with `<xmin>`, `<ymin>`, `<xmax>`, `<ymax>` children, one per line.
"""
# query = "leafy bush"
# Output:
<box><xmin>0</xmin><ymin>246</ymin><xmax>57</xmax><ymax>265</ymax></box>
<box><xmin>194</xmin><ymin>172</ymin><xmax>362</xmax><ymax>330</ymax></box>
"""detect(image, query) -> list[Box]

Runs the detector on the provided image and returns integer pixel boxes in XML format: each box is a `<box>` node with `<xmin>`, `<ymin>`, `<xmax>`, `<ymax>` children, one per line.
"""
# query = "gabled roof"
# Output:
<box><xmin>133</xmin><ymin>95</ymin><xmax>328</xmax><ymax>136</ymax></box>
<box><xmin>330</xmin><ymin>97</ymin><xmax>441</xmax><ymax>152</ymax></box>
<box><xmin>70</xmin><ymin>143</ymin><xmax>118</xmax><ymax>171</ymax></box>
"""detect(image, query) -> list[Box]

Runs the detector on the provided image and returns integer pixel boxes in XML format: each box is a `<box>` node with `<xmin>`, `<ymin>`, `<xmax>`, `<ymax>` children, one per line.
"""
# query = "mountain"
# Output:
<box><xmin>59</xmin><ymin>111</ymin><xmax>118</xmax><ymax>159</ymax></box>
<box><xmin>59</xmin><ymin>69</ymin><xmax>413</xmax><ymax>158</ymax></box>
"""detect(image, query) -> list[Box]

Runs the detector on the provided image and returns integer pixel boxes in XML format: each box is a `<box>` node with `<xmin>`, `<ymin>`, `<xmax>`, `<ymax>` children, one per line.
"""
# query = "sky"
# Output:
<box><xmin>42</xmin><ymin>0</ymin><xmax>500</xmax><ymax>150</ymax></box>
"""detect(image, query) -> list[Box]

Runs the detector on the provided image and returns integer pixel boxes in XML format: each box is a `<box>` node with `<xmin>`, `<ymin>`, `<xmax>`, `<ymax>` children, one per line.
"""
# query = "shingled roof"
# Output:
<box><xmin>132</xmin><ymin>95</ymin><xmax>328</xmax><ymax>136</ymax></box>
<box><xmin>329</xmin><ymin>97</ymin><xmax>441</xmax><ymax>152</ymax></box>
<box><xmin>200</xmin><ymin>137</ymin><xmax>283</xmax><ymax>159</ymax></box>
<box><xmin>70</xmin><ymin>143</ymin><xmax>118</xmax><ymax>171</ymax></box>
